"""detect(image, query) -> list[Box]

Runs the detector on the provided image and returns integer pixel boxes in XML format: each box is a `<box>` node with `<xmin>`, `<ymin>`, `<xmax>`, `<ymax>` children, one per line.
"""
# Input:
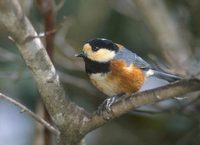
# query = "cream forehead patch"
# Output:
<box><xmin>83</xmin><ymin>43</ymin><xmax>92</xmax><ymax>54</ymax></box>
<box><xmin>82</xmin><ymin>43</ymin><xmax>116</xmax><ymax>62</ymax></box>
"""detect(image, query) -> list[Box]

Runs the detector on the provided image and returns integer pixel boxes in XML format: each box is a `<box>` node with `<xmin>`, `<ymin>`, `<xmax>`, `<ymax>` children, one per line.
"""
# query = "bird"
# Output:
<box><xmin>76</xmin><ymin>38</ymin><xmax>181</xmax><ymax>114</ymax></box>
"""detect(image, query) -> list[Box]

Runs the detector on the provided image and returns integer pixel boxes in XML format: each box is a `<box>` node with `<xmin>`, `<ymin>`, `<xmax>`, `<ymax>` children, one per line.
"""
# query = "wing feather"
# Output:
<box><xmin>114</xmin><ymin>48</ymin><xmax>151</xmax><ymax>69</ymax></box>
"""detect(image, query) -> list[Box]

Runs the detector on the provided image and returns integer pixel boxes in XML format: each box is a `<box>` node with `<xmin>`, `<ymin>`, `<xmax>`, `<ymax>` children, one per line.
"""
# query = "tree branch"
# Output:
<box><xmin>81</xmin><ymin>79</ymin><xmax>200</xmax><ymax>134</ymax></box>
<box><xmin>36</xmin><ymin>0</ymin><xmax>56</xmax><ymax>144</ymax></box>
<box><xmin>0</xmin><ymin>92</ymin><xmax>59</xmax><ymax>134</ymax></box>
<box><xmin>0</xmin><ymin>0</ymin><xmax>90</xmax><ymax>145</ymax></box>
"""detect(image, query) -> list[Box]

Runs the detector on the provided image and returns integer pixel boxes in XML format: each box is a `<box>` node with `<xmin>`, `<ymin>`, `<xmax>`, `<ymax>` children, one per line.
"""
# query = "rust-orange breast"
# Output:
<box><xmin>89</xmin><ymin>60</ymin><xmax>145</xmax><ymax>96</ymax></box>
<box><xmin>108</xmin><ymin>60</ymin><xmax>145</xmax><ymax>94</ymax></box>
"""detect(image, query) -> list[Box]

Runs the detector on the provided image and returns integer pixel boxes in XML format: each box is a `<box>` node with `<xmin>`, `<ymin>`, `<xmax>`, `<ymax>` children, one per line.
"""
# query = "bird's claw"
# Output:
<box><xmin>96</xmin><ymin>96</ymin><xmax>118</xmax><ymax>120</ymax></box>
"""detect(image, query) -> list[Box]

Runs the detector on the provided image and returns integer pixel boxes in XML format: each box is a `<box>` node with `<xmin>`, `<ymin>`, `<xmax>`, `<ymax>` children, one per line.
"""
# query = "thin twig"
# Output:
<box><xmin>0</xmin><ymin>92</ymin><xmax>59</xmax><ymax>135</ymax></box>
<box><xmin>22</xmin><ymin>16</ymin><xmax>68</xmax><ymax>42</ymax></box>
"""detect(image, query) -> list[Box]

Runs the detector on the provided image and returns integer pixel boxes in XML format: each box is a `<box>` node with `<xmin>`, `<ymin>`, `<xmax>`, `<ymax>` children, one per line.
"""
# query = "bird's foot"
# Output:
<box><xmin>96</xmin><ymin>94</ymin><xmax>124</xmax><ymax>120</ymax></box>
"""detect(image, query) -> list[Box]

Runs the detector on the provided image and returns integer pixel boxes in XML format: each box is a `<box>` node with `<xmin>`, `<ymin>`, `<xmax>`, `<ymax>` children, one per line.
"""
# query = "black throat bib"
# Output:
<box><xmin>83</xmin><ymin>57</ymin><xmax>110</xmax><ymax>74</ymax></box>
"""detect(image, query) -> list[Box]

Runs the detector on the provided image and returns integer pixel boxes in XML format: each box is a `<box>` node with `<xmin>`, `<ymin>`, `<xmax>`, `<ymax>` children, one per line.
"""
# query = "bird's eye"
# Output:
<box><xmin>93</xmin><ymin>46</ymin><xmax>100</xmax><ymax>51</ymax></box>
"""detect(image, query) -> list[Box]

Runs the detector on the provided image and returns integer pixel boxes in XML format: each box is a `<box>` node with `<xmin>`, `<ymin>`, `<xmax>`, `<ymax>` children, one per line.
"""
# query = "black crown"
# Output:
<box><xmin>87</xmin><ymin>38</ymin><xmax>118</xmax><ymax>52</ymax></box>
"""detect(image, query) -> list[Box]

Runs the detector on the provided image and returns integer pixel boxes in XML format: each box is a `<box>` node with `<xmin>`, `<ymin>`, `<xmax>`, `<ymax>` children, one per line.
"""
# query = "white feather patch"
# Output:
<box><xmin>145</xmin><ymin>69</ymin><xmax>154</xmax><ymax>78</ymax></box>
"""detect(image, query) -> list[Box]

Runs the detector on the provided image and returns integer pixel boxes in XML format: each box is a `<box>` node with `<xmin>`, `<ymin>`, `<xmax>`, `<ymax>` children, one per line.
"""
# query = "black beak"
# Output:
<box><xmin>75</xmin><ymin>52</ymin><xmax>86</xmax><ymax>58</ymax></box>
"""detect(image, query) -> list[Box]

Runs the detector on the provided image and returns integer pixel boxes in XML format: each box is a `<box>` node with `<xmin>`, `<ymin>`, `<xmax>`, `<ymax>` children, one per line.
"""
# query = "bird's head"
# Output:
<box><xmin>76</xmin><ymin>38</ymin><xmax>119</xmax><ymax>63</ymax></box>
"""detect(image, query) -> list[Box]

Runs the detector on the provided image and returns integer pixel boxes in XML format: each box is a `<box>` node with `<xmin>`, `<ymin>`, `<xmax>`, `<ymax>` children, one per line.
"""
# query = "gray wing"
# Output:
<box><xmin>114</xmin><ymin>48</ymin><xmax>151</xmax><ymax>69</ymax></box>
<box><xmin>114</xmin><ymin>48</ymin><xmax>181</xmax><ymax>82</ymax></box>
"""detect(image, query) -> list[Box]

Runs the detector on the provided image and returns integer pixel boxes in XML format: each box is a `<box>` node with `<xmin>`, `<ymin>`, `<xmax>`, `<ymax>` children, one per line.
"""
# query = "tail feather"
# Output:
<box><xmin>153</xmin><ymin>70</ymin><xmax>181</xmax><ymax>82</ymax></box>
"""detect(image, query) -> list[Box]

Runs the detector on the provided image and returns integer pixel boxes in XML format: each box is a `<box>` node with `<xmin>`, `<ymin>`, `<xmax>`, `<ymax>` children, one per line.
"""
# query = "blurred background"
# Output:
<box><xmin>0</xmin><ymin>0</ymin><xmax>200</xmax><ymax>145</ymax></box>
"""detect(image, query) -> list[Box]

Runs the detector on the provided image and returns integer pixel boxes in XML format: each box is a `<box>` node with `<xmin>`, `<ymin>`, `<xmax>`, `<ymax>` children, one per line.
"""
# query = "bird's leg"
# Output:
<box><xmin>96</xmin><ymin>93</ymin><xmax>125</xmax><ymax>119</ymax></box>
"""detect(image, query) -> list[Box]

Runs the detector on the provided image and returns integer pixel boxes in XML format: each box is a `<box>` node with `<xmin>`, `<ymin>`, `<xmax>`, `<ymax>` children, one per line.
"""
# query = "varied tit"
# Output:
<box><xmin>76</xmin><ymin>38</ymin><xmax>181</xmax><ymax>113</ymax></box>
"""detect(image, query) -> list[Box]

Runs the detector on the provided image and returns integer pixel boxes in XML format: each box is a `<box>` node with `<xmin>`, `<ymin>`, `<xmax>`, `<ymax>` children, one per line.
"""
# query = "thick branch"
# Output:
<box><xmin>36</xmin><ymin>0</ymin><xmax>55</xmax><ymax>144</ymax></box>
<box><xmin>0</xmin><ymin>1</ymin><xmax>90</xmax><ymax>145</ymax></box>
<box><xmin>81</xmin><ymin>79</ymin><xmax>200</xmax><ymax>134</ymax></box>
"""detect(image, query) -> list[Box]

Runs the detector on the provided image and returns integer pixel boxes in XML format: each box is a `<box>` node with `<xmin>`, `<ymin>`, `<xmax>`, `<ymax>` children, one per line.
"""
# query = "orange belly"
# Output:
<box><xmin>89</xmin><ymin>60</ymin><xmax>145</xmax><ymax>96</ymax></box>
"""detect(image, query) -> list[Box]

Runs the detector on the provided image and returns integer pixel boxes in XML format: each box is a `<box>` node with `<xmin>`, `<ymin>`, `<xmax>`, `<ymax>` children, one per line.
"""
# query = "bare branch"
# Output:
<box><xmin>0</xmin><ymin>0</ymin><xmax>90</xmax><ymax>144</ymax></box>
<box><xmin>0</xmin><ymin>92</ymin><xmax>59</xmax><ymax>134</ymax></box>
<box><xmin>81</xmin><ymin>79</ymin><xmax>200</xmax><ymax>134</ymax></box>
<box><xmin>36</xmin><ymin>0</ymin><xmax>56</xmax><ymax>144</ymax></box>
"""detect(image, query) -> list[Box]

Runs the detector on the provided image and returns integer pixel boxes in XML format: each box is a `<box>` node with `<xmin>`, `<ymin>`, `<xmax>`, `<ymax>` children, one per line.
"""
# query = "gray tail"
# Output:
<box><xmin>153</xmin><ymin>70</ymin><xmax>181</xmax><ymax>82</ymax></box>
